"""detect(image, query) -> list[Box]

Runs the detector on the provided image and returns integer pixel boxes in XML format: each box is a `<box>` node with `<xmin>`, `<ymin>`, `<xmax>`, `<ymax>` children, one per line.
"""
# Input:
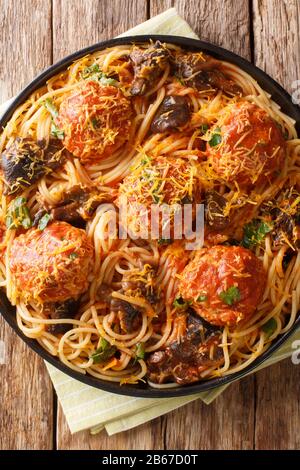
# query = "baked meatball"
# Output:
<box><xmin>207</xmin><ymin>101</ymin><xmax>286</xmax><ymax>187</ymax></box>
<box><xmin>178</xmin><ymin>245</ymin><xmax>266</xmax><ymax>326</ymax></box>
<box><xmin>57</xmin><ymin>80</ymin><xmax>133</xmax><ymax>163</ymax></box>
<box><xmin>117</xmin><ymin>154</ymin><xmax>201</xmax><ymax>239</ymax></box>
<box><xmin>10</xmin><ymin>221</ymin><xmax>94</xmax><ymax>304</ymax></box>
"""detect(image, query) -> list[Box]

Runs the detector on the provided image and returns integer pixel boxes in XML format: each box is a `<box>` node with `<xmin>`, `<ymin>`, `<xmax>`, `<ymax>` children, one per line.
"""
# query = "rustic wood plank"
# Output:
<box><xmin>254</xmin><ymin>360</ymin><xmax>300</xmax><ymax>450</ymax></box>
<box><xmin>0</xmin><ymin>0</ymin><xmax>54</xmax><ymax>450</ymax></box>
<box><xmin>253</xmin><ymin>0</ymin><xmax>300</xmax><ymax>92</ymax></box>
<box><xmin>52</xmin><ymin>0</ymin><xmax>148</xmax><ymax>61</ymax></box>
<box><xmin>253</xmin><ymin>0</ymin><xmax>300</xmax><ymax>450</ymax></box>
<box><xmin>163</xmin><ymin>377</ymin><xmax>255</xmax><ymax>450</ymax></box>
<box><xmin>57</xmin><ymin>403</ymin><xmax>165</xmax><ymax>450</ymax></box>
<box><xmin>150</xmin><ymin>0</ymin><xmax>251</xmax><ymax>59</ymax></box>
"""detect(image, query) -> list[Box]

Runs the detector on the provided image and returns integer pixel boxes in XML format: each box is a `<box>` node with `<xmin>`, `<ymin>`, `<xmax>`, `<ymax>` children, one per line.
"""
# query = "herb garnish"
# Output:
<box><xmin>81</xmin><ymin>64</ymin><xmax>118</xmax><ymax>86</ymax></box>
<box><xmin>219</xmin><ymin>286</ymin><xmax>241</xmax><ymax>306</ymax></box>
<box><xmin>134</xmin><ymin>342</ymin><xmax>145</xmax><ymax>362</ymax></box>
<box><xmin>44</xmin><ymin>98</ymin><xmax>59</xmax><ymax>118</ymax></box>
<box><xmin>197</xmin><ymin>294</ymin><xmax>207</xmax><ymax>302</ymax></box>
<box><xmin>38</xmin><ymin>213</ymin><xmax>51</xmax><ymax>231</ymax></box>
<box><xmin>6</xmin><ymin>197</ymin><xmax>32</xmax><ymax>230</ymax></box>
<box><xmin>261</xmin><ymin>318</ymin><xmax>277</xmax><ymax>337</ymax></box>
<box><xmin>200</xmin><ymin>123</ymin><xmax>209</xmax><ymax>134</ymax></box>
<box><xmin>90</xmin><ymin>338</ymin><xmax>117</xmax><ymax>364</ymax></box>
<box><xmin>173</xmin><ymin>296</ymin><xmax>192</xmax><ymax>310</ymax></box>
<box><xmin>209</xmin><ymin>127</ymin><xmax>222</xmax><ymax>147</ymax></box>
<box><xmin>50</xmin><ymin>123</ymin><xmax>64</xmax><ymax>140</ymax></box>
<box><xmin>241</xmin><ymin>220</ymin><xmax>272</xmax><ymax>249</ymax></box>
<box><xmin>44</xmin><ymin>99</ymin><xmax>64</xmax><ymax>139</ymax></box>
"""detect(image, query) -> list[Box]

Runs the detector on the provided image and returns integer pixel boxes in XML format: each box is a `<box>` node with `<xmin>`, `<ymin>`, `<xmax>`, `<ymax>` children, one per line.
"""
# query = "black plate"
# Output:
<box><xmin>1</xmin><ymin>35</ymin><xmax>299</xmax><ymax>398</ymax></box>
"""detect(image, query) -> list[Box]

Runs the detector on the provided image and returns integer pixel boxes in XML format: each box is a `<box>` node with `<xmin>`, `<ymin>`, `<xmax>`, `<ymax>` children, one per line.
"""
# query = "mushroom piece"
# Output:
<box><xmin>173</xmin><ymin>52</ymin><xmax>242</xmax><ymax>95</ymax></box>
<box><xmin>147</xmin><ymin>311</ymin><xmax>223</xmax><ymax>385</ymax></box>
<box><xmin>263</xmin><ymin>187</ymin><xmax>300</xmax><ymax>249</ymax></box>
<box><xmin>45</xmin><ymin>298</ymin><xmax>80</xmax><ymax>335</ymax></box>
<box><xmin>129</xmin><ymin>41</ymin><xmax>170</xmax><ymax>96</ymax></box>
<box><xmin>1</xmin><ymin>137</ymin><xmax>66</xmax><ymax>194</ymax></box>
<box><xmin>33</xmin><ymin>184</ymin><xmax>116</xmax><ymax>227</ymax></box>
<box><xmin>205</xmin><ymin>190</ymin><xmax>230</xmax><ymax>230</ymax></box>
<box><xmin>110</xmin><ymin>298</ymin><xmax>142</xmax><ymax>333</ymax></box>
<box><xmin>150</xmin><ymin>95</ymin><xmax>191</xmax><ymax>133</ymax></box>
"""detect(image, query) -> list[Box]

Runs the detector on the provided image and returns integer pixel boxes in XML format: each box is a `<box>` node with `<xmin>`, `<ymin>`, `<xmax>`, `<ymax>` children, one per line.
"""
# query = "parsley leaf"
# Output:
<box><xmin>38</xmin><ymin>213</ymin><xmax>51</xmax><ymax>231</ymax></box>
<box><xmin>81</xmin><ymin>64</ymin><xmax>118</xmax><ymax>86</ymax></box>
<box><xmin>82</xmin><ymin>64</ymin><xmax>101</xmax><ymax>78</ymax></box>
<box><xmin>173</xmin><ymin>296</ymin><xmax>192</xmax><ymax>310</ymax></box>
<box><xmin>197</xmin><ymin>294</ymin><xmax>207</xmax><ymax>302</ymax></box>
<box><xmin>134</xmin><ymin>342</ymin><xmax>145</xmax><ymax>362</ymax></box>
<box><xmin>44</xmin><ymin>98</ymin><xmax>59</xmax><ymax>119</ymax></box>
<box><xmin>261</xmin><ymin>318</ymin><xmax>277</xmax><ymax>337</ymax></box>
<box><xmin>200</xmin><ymin>123</ymin><xmax>209</xmax><ymax>134</ymax></box>
<box><xmin>219</xmin><ymin>286</ymin><xmax>241</xmax><ymax>306</ymax></box>
<box><xmin>69</xmin><ymin>252</ymin><xmax>78</xmax><ymax>260</ymax></box>
<box><xmin>209</xmin><ymin>127</ymin><xmax>222</xmax><ymax>147</ymax></box>
<box><xmin>50</xmin><ymin>122</ymin><xmax>64</xmax><ymax>140</ymax></box>
<box><xmin>242</xmin><ymin>220</ymin><xmax>272</xmax><ymax>248</ymax></box>
<box><xmin>90</xmin><ymin>338</ymin><xmax>117</xmax><ymax>364</ymax></box>
<box><xmin>6</xmin><ymin>197</ymin><xmax>32</xmax><ymax>230</ymax></box>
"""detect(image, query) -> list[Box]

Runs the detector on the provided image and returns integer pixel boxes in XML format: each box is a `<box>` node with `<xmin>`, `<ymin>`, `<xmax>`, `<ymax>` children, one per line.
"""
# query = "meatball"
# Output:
<box><xmin>57</xmin><ymin>81</ymin><xmax>133</xmax><ymax>163</ymax></box>
<box><xmin>10</xmin><ymin>221</ymin><xmax>94</xmax><ymax>304</ymax></box>
<box><xmin>207</xmin><ymin>101</ymin><xmax>286</xmax><ymax>187</ymax></box>
<box><xmin>117</xmin><ymin>155</ymin><xmax>201</xmax><ymax>239</ymax></box>
<box><xmin>178</xmin><ymin>245</ymin><xmax>266</xmax><ymax>326</ymax></box>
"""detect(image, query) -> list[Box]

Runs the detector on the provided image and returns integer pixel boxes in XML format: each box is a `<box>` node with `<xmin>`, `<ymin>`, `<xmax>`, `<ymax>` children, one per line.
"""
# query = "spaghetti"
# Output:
<box><xmin>0</xmin><ymin>41</ymin><xmax>299</xmax><ymax>388</ymax></box>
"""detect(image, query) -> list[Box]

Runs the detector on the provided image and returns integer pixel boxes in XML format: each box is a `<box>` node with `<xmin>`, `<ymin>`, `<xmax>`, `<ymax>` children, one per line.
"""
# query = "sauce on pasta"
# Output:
<box><xmin>0</xmin><ymin>41</ymin><xmax>299</xmax><ymax>388</ymax></box>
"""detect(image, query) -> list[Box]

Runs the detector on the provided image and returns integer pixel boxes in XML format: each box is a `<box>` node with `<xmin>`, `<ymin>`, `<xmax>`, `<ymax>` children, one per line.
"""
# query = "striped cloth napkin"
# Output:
<box><xmin>1</xmin><ymin>7</ymin><xmax>299</xmax><ymax>436</ymax></box>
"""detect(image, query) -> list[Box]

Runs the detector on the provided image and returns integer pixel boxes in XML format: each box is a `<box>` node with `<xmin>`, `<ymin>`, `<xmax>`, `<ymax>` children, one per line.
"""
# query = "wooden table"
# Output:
<box><xmin>0</xmin><ymin>0</ymin><xmax>300</xmax><ymax>450</ymax></box>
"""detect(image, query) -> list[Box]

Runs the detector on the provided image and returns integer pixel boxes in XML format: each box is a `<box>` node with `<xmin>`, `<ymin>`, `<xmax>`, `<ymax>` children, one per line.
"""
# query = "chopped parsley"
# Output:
<box><xmin>209</xmin><ymin>127</ymin><xmax>222</xmax><ymax>147</ymax></box>
<box><xmin>82</xmin><ymin>63</ymin><xmax>101</xmax><ymax>77</ymax></box>
<box><xmin>173</xmin><ymin>296</ymin><xmax>192</xmax><ymax>310</ymax></box>
<box><xmin>241</xmin><ymin>220</ymin><xmax>272</xmax><ymax>249</ymax></box>
<box><xmin>50</xmin><ymin>123</ymin><xmax>64</xmax><ymax>139</ymax></box>
<box><xmin>81</xmin><ymin>63</ymin><xmax>118</xmax><ymax>86</ymax></box>
<box><xmin>44</xmin><ymin>99</ymin><xmax>63</xmax><ymax>139</ymax></box>
<box><xmin>6</xmin><ymin>196</ymin><xmax>32</xmax><ymax>230</ymax></box>
<box><xmin>134</xmin><ymin>342</ymin><xmax>145</xmax><ymax>362</ymax></box>
<box><xmin>69</xmin><ymin>252</ymin><xmax>78</xmax><ymax>260</ymax></box>
<box><xmin>90</xmin><ymin>338</ymin><xmax>117</xmax><ymax>364</ymax></box>
<box><xmin>91</xmin><ymin>118</ymin><xmax>99</xmax><ymax>129</ymax></box>
<box><xmin>261</xmin><ymin>318</ymin><xmax>277</xmax><ymax>337</ymax></box>
<box><xmin>44</xmin><ymin>98</ymin><xmax>59</xmax><ymax>118</ymax></box>
<box><xmin>200</xmin><ymin>123</ymin><xmax>209</xmax><ymax>134</ymax></box>
<box><xmin>219</xmin><ymin>286</ymin><xmax>241</xmax><ymax>306</ymax></box>
<box><xmin>38</xmin><ymin>213</ymin><xmax>51</xmax><ymax>231</ymax></box>
<box><xmin>197</xmin><ymin>294</ymin><xmax>207</xmax><ymax>302</ymax></box>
